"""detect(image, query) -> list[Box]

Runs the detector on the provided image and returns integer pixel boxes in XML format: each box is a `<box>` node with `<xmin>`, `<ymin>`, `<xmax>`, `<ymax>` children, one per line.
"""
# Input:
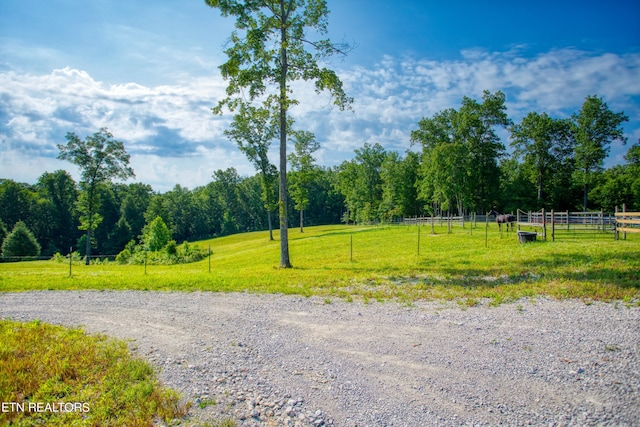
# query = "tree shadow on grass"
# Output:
<box><xmin>409</xmin><ymin>249</ymin><xmax>640</xmax><ymax>291</ymax></box>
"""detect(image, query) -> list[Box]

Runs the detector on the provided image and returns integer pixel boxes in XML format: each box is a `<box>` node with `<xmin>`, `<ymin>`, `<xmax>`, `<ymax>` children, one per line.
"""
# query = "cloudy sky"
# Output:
<box><xmin>1</xmin><ymin>0</ymin><xmax>639</xmax><ymax>192</ymax></box>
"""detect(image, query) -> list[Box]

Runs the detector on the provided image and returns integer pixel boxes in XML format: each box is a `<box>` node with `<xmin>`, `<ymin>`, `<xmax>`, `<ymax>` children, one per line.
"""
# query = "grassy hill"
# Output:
<box><xmin>1</xmin><ymin>224</ymin><xmax>638</xmax><ymax>304</ymax></box>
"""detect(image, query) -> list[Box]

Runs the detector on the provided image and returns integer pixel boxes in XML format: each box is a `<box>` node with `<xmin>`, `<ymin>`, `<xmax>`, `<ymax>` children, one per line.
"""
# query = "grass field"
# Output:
<box><xmin>1</xmin><ymin>224</ymin><xmax>638</xmax><ymax>304</ymax></box>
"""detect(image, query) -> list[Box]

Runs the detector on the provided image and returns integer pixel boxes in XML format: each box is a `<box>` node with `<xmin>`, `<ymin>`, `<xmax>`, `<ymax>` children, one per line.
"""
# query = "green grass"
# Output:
<box><xmin>0</xmin><ymin>319</ymin><xmax>190</xmax><ymax>426</ymax></box>
<box><xmin>1</xmin><ymin>224</ymin><xmax>639</xmax><ymax>304</ymax></box>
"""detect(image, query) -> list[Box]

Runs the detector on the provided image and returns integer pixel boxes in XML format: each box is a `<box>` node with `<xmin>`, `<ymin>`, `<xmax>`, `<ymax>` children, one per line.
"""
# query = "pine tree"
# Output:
<box><xmin>2</xmin><ymin>221</ymin><xmax>41</xmax><ymax>257</ymax></box>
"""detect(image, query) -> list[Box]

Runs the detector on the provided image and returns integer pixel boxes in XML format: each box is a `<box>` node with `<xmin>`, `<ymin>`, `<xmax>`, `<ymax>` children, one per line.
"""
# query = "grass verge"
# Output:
<box><xmin>0</xmin><ymin>319</ymin><xmax>190</xmax><ymax>426</ymax></box>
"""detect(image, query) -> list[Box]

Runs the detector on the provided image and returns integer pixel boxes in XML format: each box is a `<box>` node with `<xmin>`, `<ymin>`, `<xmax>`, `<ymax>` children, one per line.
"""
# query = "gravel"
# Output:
<box><xmin>1</xmin><ymin>291</ymin><xmax>639</xmax><ymax>426</ymax></box>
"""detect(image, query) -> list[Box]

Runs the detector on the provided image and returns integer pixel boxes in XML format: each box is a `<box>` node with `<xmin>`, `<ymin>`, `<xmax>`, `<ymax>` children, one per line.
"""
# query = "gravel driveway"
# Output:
<box><xmin>1</xmin><ymin>291</ymin><xmax>638</xmax><ymax>426</ymax></box>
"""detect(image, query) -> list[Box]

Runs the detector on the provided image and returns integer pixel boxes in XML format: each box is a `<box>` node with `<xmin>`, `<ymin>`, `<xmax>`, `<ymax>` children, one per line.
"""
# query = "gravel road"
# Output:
<box><xmin>1</xmin><ymin>291</ymin><xmax>639</xmax><ymax>426</ymax></box>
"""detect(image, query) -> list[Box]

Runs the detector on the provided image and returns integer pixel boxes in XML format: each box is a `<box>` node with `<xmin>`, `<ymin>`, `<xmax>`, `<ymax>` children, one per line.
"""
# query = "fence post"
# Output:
<box><xmin>485</xmin><ymin>213</ymin><xmax>489</xmax><ymax>248</ymax></box>
<box><xmin>208</xmin><ymin>245</ymin><xmax>211</xmax><ymax>273</ymax></box>
<box><xmin>542</xmin><ymin>208</ymin><xmax>547</xmax><ymax>241</ymax></box>
<box><xmin>600</xmin><ymin>209</ymin><xmax>604</xmax><ymax>233</ymax></box>
<box><xmin>350</xmin><ymin>233</ymin><xmax>353</xmax><ymax>262</ymax></box>
<box><xmin>613</xmin><ymin>205</ymin><xmax>618</xmax><ymax>240</ymax></box>
<box><xmin>623</xmin><ymin>203</ymin><xmax>627</xmax><ymax>240</ymax></box>
<box><xmin>69</xmin><ymin>246</ymin><xmax>72</xmax><ymax>277</ymax></box>
<box><xmin>551</xmin><ymin>210</ymin><xmax>555</xmax><ymax>241</ymax></box>
<box><xmin>431</xmin><ymin>212</ymin><xmax>435</xmax><ymax>234</ymax></box>
<box><xmin>417</xmin><ymin>222</ymin><xmax>421</xmax><ymax>256</ymax></box>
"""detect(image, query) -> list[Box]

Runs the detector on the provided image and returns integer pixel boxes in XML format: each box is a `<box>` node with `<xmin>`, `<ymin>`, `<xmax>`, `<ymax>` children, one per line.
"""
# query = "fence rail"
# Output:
<box><xmin>516</xmin><ymin>209</ymin><xmax>616</xmax><ymax>240</ymax></box>
<box><xmin>615</xmin><ymin>205</ymin><xmax>640</xmax><ymax>240</ymax></box>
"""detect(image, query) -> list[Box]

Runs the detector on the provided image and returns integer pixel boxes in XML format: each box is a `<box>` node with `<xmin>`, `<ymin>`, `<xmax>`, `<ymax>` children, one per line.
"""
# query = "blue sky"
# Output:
<box><xmin>1</xmin><ymin>0</ymin><xmax>639</xmax><ymax>192</ymax></box>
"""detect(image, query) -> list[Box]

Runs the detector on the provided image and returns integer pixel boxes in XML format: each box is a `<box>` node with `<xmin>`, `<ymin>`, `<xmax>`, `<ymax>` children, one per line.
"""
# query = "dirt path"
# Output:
<box><xmin>1</xmin><ymin>291</ymin><xmax>639</xmax><ymax>426</ymax></box>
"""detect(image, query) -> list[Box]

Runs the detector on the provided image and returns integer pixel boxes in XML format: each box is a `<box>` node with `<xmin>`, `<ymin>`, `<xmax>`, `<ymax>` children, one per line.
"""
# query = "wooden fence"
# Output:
<box><xmin>615</xmin><ymin>205</ymin><xmax>640</xmax><ymax>240</ymax></box>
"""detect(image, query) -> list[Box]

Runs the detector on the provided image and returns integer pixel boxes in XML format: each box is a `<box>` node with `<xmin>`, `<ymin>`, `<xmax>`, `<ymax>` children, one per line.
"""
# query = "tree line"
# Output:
<box><xmin>0</xmin><ymin>166</ymin><xmax>344</xmax><ymax>258</ymax></box>
<box><xmin>1</xmin><ymin>92</ymin><xmax>638</xmax><ymax>259</ymax></box>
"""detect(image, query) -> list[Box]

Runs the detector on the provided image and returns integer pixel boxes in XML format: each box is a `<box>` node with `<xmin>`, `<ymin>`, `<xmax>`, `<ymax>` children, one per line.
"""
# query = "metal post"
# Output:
<box><xmin>417</xmin><ymin>222</ymin><xmax>421</xmax><ymax>256</ymax></box>
<box><xmin>485</xmin><ymin>213</ymin><xmax>489</xmax><ymax>248</ymax></box>
<box><xmin>69</xmin><ymin>246</ymin><xmax>72</xmax><ymax>277</ymax></box>
<box><xmin>431</xmin><ymin>210</ymin><xmax>435</xmax><ymax>234</ymax></box>
<box><xmin>208</xmin><ymin>245</ymin><xmax>211</xmax><ymax>273</ymax></box>
<box><xmin>350</xmin><ymin>233</ymin><xmax>353</xmax><ymax>262</ymax></box>
<box><xmin>613</xmin><ymin>205</ymin><xmax>618</xmax><ymax>240</ymax></box>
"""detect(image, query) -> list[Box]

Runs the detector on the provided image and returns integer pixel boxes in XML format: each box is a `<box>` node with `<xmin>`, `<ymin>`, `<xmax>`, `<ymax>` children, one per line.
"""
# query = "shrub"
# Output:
<box><xmin>1</xmin><ymin>221</ymin><xmax>41</xmax><ymax>258</ymax></box>
<box><xmin>143</xmin><ymin>217</ymin><xmax>171</xmax><ymax>252</ymax></box>
<box><xmin>164</xmin><ymin>240</ymin><xmax>178</xmax><ymax>256</ymax></box>
<box><xmin>115</xmin><ymin>248</ymin><xmax>131</xmax><ymax>264</ymax></box>
<box><xmin>115</xmin><ymin>240</ymin><xmax>206</xmax><ymax>265</ymax></box>
<box><xmin>51</xmin><ymin>251</ymin><xmax>83</xmax><ymax>263</ymax></box>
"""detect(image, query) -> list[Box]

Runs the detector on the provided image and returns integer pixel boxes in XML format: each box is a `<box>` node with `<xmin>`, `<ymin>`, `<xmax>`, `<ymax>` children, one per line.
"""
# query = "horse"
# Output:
<box><xmin>488</xmin><ymin>209</ymin><xmax>516</xmax><ymax>232</ymax></box>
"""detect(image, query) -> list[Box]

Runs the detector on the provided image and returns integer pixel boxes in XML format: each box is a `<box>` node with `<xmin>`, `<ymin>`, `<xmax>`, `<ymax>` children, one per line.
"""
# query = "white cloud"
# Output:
<box><xmin>301</xmin><ymin>48</ymin><xmax>640</xmax><ymax>162</ymax></box>
<box><xmin>1</xmin><ymin>47</ymin><xmax>638</xmax><ymax>190</ymax></box>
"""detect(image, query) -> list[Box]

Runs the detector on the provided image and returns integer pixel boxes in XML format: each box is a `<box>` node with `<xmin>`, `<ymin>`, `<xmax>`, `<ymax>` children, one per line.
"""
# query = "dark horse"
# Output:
<box><xmin>488</xmin><ymin>209</ymin><xmax>516</xmax><ymax>232</ymax></box>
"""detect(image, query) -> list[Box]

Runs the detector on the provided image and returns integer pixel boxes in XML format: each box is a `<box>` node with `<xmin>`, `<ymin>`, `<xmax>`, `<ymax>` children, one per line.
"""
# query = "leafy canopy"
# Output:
<box><xmin>207</xmin><ymin>0</ymin><xmax>352</xmax><ymax>114</ymax></box>
<box><xmin>206</xmin><ymin>0</ymin><xmax>352</xmax><ymax>268</ymax></box>
<box><xmin>57</xmin><ymin>128</ymin><xmax>135</xmax><ymax>185</ymax></box>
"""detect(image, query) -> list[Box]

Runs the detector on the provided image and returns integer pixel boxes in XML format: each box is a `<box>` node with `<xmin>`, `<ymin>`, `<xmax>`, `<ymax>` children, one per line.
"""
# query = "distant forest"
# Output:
<box><xmin>1</xmin><ymin>92</ymin><xmax>638</xmax><ymax>257</ymax></box>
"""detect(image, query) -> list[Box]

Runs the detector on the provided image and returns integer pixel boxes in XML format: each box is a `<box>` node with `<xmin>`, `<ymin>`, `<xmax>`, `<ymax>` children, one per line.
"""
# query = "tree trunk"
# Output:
<box><xmin>85</xmin><ymin>185</ymin><xmax>95</xmax><ymax>266</ymax></box>
<box><xmin>85</xmin><ymin>229</ymin><xmax>91</xmax><ymax>265</ymax></box>
<box><xmin>583</xmin><ymin>167</ymin><xmax>589</xmax><ymax>211</ymax></box>
<box><xmin>267</xmin><ymin>210</ymin><xmax>274</xmax><ymax>241</ymax></box>
<box><xmin>537</xmin><ymin>170</ymin><xmax>543</xmax><ymax>209</ymax></box>
<box><xmin>299</xmin><ymin>208</ymin><xmax>304</xmax><ymax>233</ymax></box>
<box><xmin>278</xmin><ymin>0</ymin><xmax>292</xmax><ymax>268</ymax></box>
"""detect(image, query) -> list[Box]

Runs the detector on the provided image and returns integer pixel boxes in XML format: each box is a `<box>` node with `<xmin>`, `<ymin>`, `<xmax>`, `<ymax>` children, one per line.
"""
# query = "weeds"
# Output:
<box><xmin>0</xmin><ymin>319</ymin><xmax>190</xmax><ymax>426</ymax></box>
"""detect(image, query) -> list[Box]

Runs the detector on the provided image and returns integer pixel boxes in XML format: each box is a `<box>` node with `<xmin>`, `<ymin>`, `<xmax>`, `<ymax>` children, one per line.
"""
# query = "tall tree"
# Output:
<box><xmin>288</xmin><ymin>130</ymin><xmax>319</xmax><ymax>232</ymax></box>
<box><xmin>35</xmin><ymin>170</ymin><xmax>79</xmax><ymax>254</ymax></box>
<box><xmin>458</xmin><ymin>91</ymin><xmax>510</xmax><ymax>213</ymax></box>
<box><xmin>335</xmin><ymin>143</ymin><xmax>387</xmax><ymax>224</ymax></box>
<box><xmin>510</xmin><ymin>113</ymin><xmax>573</xmax><ymax>208</ymax></box>
<box><xmin>118</xmin><ymin>183</ymin><xmax>153</xmax><ymax>242</ymax></box>
<box><xmin>211</xmin><ymin>168</ymin><xmax>243</xmax><ymax>236</ymax></box>
<box><xmin>411</xmin><ymin>108</ymin><xmax>467</xmax><ymax>216</ymax></box>
<box><xmin>413</xmin><ymin>92</ymin><xmax>510</xmax><ymax>215</ymax></box>
<box><xmin>573</xmin><ymin>95</ymin><xmax>628</xmax><ymax>211</ymax></box>
<box><xmin>224</xmin><ymin>103</ymin><xmax>278</xmax><ymax>240</ymax></box>
<box><xmin>206</xmin><ymin>0</ymin><xmax>352</xmax><ymax>268</ymax></box>
<box><xmin>0</xmin><ymin>179</ymin><xmax>32</xmax><ymax>231</ymax></box>
<box><xmin>57</xmin><ymin>128</ymin><xmax>135</xmax><ymax>264</ymax></box>
<box><xmin>380</xmin><ymin>151</ymin><xmax>421</xmax><ymax>220</ymax></box>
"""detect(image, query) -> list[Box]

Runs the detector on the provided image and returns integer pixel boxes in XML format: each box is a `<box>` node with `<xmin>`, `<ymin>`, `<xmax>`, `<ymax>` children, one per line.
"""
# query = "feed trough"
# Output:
<box><xmin>517</xmin><ymin>231</ymin><xmax>537</xmax><ymax>243</ymax></box>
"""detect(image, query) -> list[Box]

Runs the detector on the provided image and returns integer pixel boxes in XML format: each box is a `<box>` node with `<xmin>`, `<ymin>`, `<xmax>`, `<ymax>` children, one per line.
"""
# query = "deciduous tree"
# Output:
<box><xmin>510</xmin><ymin>112</ymin><xmax>573</xmax><ymax>208</ymax></box>
<box><xmin>206</xmin><ymin>0</ymin><xmax>352</xmax><ymax>267</ymax></box>
<box><xmin>57</xmin><ymin>128</ymin><xmax>135</xmax><ymax>264</ymax></box>
<box><xmin>573</xmin><ymin>95</ymin><xmax>628</xmax><ymax>211</ymax></box>
<box><xmin>225</xmin><ymin>103</ymin><xmax>278</xmax><ymax>240</ymax></box>
<box><xmin>288</xmin><ymin>130</ymin><xmax>319</xmax><ymax>232</ymax></box>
